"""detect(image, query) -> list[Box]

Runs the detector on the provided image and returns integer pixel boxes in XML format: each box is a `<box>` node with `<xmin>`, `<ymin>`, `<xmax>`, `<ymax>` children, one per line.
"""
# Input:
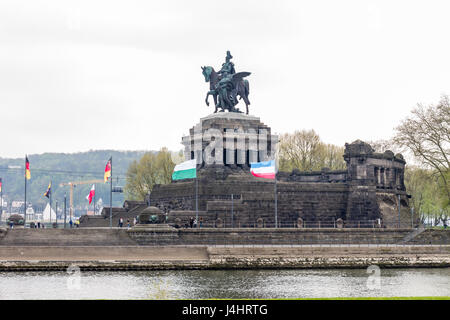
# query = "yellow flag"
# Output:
<box><xmin>104</xmin><ymin>157</ymin><xmax>111</xmax><ymax>182</ymax></box>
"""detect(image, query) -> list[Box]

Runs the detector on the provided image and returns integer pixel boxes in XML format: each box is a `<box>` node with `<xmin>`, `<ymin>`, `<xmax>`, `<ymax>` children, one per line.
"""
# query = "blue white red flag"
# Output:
<box><xmin>250</xmin><ymin>160</ymin><xmax>276</xmax><ymax>179</ymax></box>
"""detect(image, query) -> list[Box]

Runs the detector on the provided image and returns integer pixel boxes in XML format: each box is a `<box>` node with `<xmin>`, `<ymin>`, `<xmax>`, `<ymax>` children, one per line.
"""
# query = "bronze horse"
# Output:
<box><xmin>201</xmin><ymin>66</ymin><xmax>251</xmax><ymax>114</ymax></box>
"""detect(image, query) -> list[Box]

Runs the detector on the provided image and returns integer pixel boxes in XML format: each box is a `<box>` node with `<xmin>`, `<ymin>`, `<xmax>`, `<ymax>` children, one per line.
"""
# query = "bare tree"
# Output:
<box><xmin>367</xmin><ymin>139</ymin><xmax>401</xmax><ymax>154</ymax></box>
<box><xmin>393</xmin><ymin>95</ymin><xmax>450</xmax><ymax>208</ymax></box>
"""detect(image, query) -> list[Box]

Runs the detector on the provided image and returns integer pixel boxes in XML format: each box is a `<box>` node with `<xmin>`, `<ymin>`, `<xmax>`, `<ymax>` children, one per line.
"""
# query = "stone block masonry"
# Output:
<box><xmin>0</xmin><ymin>244</ymin><xmax>448</xmax><ymax>271</ymax></box>
<box><xmin>2</xmin><ymin>227</ymin><xmax>448</xmax><ymax>247</ymax></box>
<box><xmin>148</xmin><ymin>113</ymin><xmax>416</xmax><ymax>229</ymax></box>
<box><xmin>80</xmin><ymin>114</ymin><xmax>416</xmax><ymax>230</ymax></box>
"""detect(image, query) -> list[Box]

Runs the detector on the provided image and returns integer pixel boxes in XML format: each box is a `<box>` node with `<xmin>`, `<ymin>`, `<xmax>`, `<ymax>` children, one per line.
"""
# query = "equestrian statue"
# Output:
<box><xmin>201</xmin><ymin>51</ymin><xmax>251</xmax><ymax>114</ymax></box>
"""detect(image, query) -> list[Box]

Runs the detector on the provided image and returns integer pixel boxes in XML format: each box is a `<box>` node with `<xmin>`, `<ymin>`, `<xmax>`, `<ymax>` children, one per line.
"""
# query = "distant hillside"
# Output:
<box><xmin>0</xmin><ymin>150</ymin><xmax>154</xmax><ymax>211</ymax></box>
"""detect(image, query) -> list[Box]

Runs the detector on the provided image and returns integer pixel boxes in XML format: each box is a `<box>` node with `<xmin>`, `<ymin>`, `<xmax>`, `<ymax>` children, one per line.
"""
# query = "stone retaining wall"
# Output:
<box><xmin>127</xmin><ymin>228</ymin><xmax>416</xmax><ymax>245</ymax></box>
<box><xmin>1</xmin><ymin>227</ymin><xmax>448</xmax><ymax>247</ymax></box>
<box><xmin>408</xmin><ymin>229</ymin><xmax>450</xmax><ymax>244</ymax></box>
<box><xmin>0</xmin><ymin>228</ymin><xmax>138</xmax><ymax>246</ymax></box>
<box><xmin>0</xmin><ymin>245</ymin><xmax>448</xmax><ymax>271</ymax></box>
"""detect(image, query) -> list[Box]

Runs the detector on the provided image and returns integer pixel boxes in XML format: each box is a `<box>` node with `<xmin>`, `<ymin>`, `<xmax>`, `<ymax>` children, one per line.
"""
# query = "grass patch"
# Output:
<box><xmin>292</xmin><ymin>296</ymin><xmax>450</xmax><ymax>300</ymax></box>
<box><xmin>209</xmin><ymin>296</ymin><xmax>450</xmax><ymax>300</ymax></box>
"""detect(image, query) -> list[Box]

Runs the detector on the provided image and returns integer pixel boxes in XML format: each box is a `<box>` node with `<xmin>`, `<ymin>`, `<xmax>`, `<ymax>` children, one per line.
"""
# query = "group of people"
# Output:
<box><xmin>7</xmin><ymin>219</ymin><xmax>80</xmax><ymax>229</ymax></box>
<box><xmin>188</xmin><ymin>216</ymin><xmax>203</xmax><ymax>228</ymax></box>
<box><xmin>30</xmin><ymin>221</ymin><xmax>44</xmax><ymax>229</ymax></box>
<box><xmin>68</xmin><ymin>219</ymin><xmax>80</xmax><ymax>228</ymax></box>
<box><xmin>118</xmin><ymin>217</ymin><xmax>137</xmax><ymax>229</ymax></box>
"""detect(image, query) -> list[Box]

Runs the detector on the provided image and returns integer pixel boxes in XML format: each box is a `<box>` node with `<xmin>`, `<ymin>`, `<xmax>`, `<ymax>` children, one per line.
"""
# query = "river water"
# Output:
<box><xmin>0</xmin><ymin>268</ymin><xmax>449</xmax><ymax>299</ymax></box>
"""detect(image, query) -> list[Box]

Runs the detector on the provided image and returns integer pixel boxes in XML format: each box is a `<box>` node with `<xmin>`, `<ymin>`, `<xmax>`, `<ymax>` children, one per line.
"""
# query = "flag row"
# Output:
<box><xmin>15</xmin><ymin>156</ymin><xmax>112</xmax><ymax>204</ymax></box>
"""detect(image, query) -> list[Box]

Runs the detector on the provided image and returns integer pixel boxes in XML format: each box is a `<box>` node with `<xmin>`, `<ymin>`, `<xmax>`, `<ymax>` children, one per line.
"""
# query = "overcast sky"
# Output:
<box><xmin>0</xmin><ymin>0</ymin><xmax>449</xmax><ymax>158</ymax></box>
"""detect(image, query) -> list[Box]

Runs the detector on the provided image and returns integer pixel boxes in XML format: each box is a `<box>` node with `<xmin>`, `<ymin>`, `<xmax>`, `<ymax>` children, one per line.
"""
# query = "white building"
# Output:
<box><xmin>42</xmin><ymin>203</ymin><xmax>56</xmax><ymax>222</ymax></box>
<box><xmin>25</xmin><ymin>206</ymin><xmax>35</xmax><ymax>222</ymax></box>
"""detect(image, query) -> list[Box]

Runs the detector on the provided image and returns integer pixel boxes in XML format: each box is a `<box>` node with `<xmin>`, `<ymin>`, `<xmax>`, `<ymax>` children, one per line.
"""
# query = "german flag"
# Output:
<box><xmin>44</xmin><ymin>181</ymin><xmax>51</xmax><ymax>198</ymax></box>
<box><xmin>104</xmin><ymin>157</ymin><xmax>112</xmax><ymax>182</ymax></box>
<box><xmin>25</xmin><ymin>156</ymin><xmax>31</xmax><ymax>180</ymax></box>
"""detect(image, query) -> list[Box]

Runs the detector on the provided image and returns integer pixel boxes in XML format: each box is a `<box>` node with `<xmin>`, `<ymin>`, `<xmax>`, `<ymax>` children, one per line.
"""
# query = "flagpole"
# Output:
<box><xmin>24</xmin><ymin>155</ymin><xmax>27</xmax><ymax>226</ymax></box>
<box><xmin>274</xmin><ymin>172</ymin><xmax>278</xmax><ymax>228</ymax></box>
<box><xmin>55</xmin><ymin>200</ymin><xmax>58</xmax><ymax>227</ymax></box>
<box><xmin>274</xmin><ymin>152</ymin><xmax>278</xmax><ymax>228</ymax></box>
<box><xmin>195</xmin><ymin>176</ymin><xmax>198</xmax><ymax>228</ymax></box>
<box><xmin>49</xmin><ymin>180</ymin><xmax>52</xmax><ymax>225</ymax></box>
<box><xmin>64</xmin><ymin>192</ymin><xmax>67</xmax><ymax>229</ymax></box>
<box><xmin>94</xmin><ymin>185</ymin><xmax>96</xmax><ymax>216</ymax></box>
<box><xmin>1</xmin><ymin>179</ymin><xmax>3</xmax><ymax>221</ymax></box>
<box><xmin>231</xmin><ymin>193</ymin><xmax>234</xmax><ymax>228</ymax></box>
<box><xmin>110</xmin><ymin>157</ymin><xmax>112</xmax><ymax>228</ymax></box>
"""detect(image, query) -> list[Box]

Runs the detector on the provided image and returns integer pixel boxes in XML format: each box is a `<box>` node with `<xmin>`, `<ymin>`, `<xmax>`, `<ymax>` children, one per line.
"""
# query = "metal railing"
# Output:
<box><xmin>1</xmin><ymin>221</ymin><xmax>448</xmax><ymax>248</ymax></box>
<box><xmin>171</xmin><ymin>219</ymin><xmax>417</xmax><ymax>229</ymax></box>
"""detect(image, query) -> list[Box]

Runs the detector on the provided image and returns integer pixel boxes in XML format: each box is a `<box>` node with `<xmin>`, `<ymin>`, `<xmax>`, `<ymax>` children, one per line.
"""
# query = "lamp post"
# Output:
<box><xmin>55</xmin><ymin>200</ymin><xmax>58</xmax><ymax>228</ymax></box>
<box><xmin>64</xmin><ymin>193</ymin><xmax>67</xmax><ymax>229</ymax></box>
<box><xmin>231</xmin><ymin>193</ymin><xmax>234</xmax><ymax>228</ymax></box>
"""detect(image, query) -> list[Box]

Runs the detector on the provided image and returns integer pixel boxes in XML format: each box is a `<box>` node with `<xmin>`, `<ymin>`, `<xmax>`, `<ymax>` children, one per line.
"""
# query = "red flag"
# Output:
<box><xmin>86</xmin><ymin>184</ymin><xmax>95</xmax><ymax>204</ymax></box>
<box><xmin>25</xmin><ymin>156</ymin><xmax>31</xmax><ymax>180</ymax></box>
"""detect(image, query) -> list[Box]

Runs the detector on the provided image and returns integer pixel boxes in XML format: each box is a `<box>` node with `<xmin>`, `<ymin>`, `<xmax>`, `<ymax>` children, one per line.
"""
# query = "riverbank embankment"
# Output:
<box><xmin>0</xmin><ymin>245</ymin><xmax>448</xmax><ymax>271</ymax></box>
<box><xmin>0</xmin><ymin>227</ymin><xmax>448</xmax><ymax>271</ymax></box>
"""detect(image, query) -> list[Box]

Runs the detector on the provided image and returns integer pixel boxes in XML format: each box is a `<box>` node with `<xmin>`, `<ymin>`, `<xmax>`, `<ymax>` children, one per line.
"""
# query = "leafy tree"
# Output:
<box><xmin>404</xmin><ymin>166</ymin><xmax>437</xmax><ymax>223</ymax></box>
<box><xmin>278</xmin><ymin>129</ymin><xmax>346</xmax><ymax>172</ymax></box>
<box><xmin>393</xmin><ymin>95</ymin><xmax>450</xmax><ymax>208</ymax></box>
<box><xmin>124</xmin><ymin>148</ymin><xmax>175</xmax><ymax>200</ymax></box>
<box><xmin>317</xmin><ymin>143</ymin><xmax>347</xmax><ymax>171</ymax></box>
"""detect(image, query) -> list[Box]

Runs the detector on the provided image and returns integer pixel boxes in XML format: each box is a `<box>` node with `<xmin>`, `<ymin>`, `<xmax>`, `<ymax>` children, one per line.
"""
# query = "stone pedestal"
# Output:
<box><xmin>181</xmin><ymin>112</ymin><xmax>278</xmax><ymax>168</ymax></box>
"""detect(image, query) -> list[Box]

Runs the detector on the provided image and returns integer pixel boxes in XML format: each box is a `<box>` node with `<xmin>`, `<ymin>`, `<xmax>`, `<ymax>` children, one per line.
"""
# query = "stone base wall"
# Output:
<box><xmin>2</xmin><ymin>227</ymin><xmax>445</xmax><ymax>247</ymax></box>
<box><xmin>408</xmin><ymin>229</ymin><xmax>450</xmax><ymax>244</ymax></box>
<box><xmin>151</xmin><ymin>168</ymin><xmax>413</xmax><ymax>229</ymax></box>
<box><xmin>0</xmin><ymin>228</ymin><xmax>138</xmax><ymax>246</ymax></box>
<box><xmin>126</xmin><ymin>227</ymin><xmax>422</xmax><ymax>245</ymax></box>
<box><xmin>151</xmin><ymin>174</ymin><xmax>353</xmax><ymax>228</ymax></box>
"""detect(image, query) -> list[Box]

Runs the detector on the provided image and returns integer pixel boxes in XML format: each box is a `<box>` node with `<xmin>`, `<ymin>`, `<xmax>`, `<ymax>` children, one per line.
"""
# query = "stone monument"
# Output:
<box><xmin>133</xmin><ymin>206</ymin><xmax>175</xmax><ymax>231</ymax></box>
<box><xmin>148</xmin><ymin>52</ymin><xmax>416</xmax><ymax>229</ymax></box>
<box><xmin>202</xmin><ymin>50</ymin><xmax>251</xmax><ymax>114</ymax></box>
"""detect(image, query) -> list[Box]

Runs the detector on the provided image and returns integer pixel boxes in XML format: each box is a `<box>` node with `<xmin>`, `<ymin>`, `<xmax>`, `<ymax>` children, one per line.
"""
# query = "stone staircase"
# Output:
<box><xmin>79</xmin><ymin>204</ymin><xmax>148</xmax><ymax>228</ymax></box>
<box><xmin>400</xmin><ymin>226</ymin><xmax>426</xmax><ymax>244</ymax></box>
